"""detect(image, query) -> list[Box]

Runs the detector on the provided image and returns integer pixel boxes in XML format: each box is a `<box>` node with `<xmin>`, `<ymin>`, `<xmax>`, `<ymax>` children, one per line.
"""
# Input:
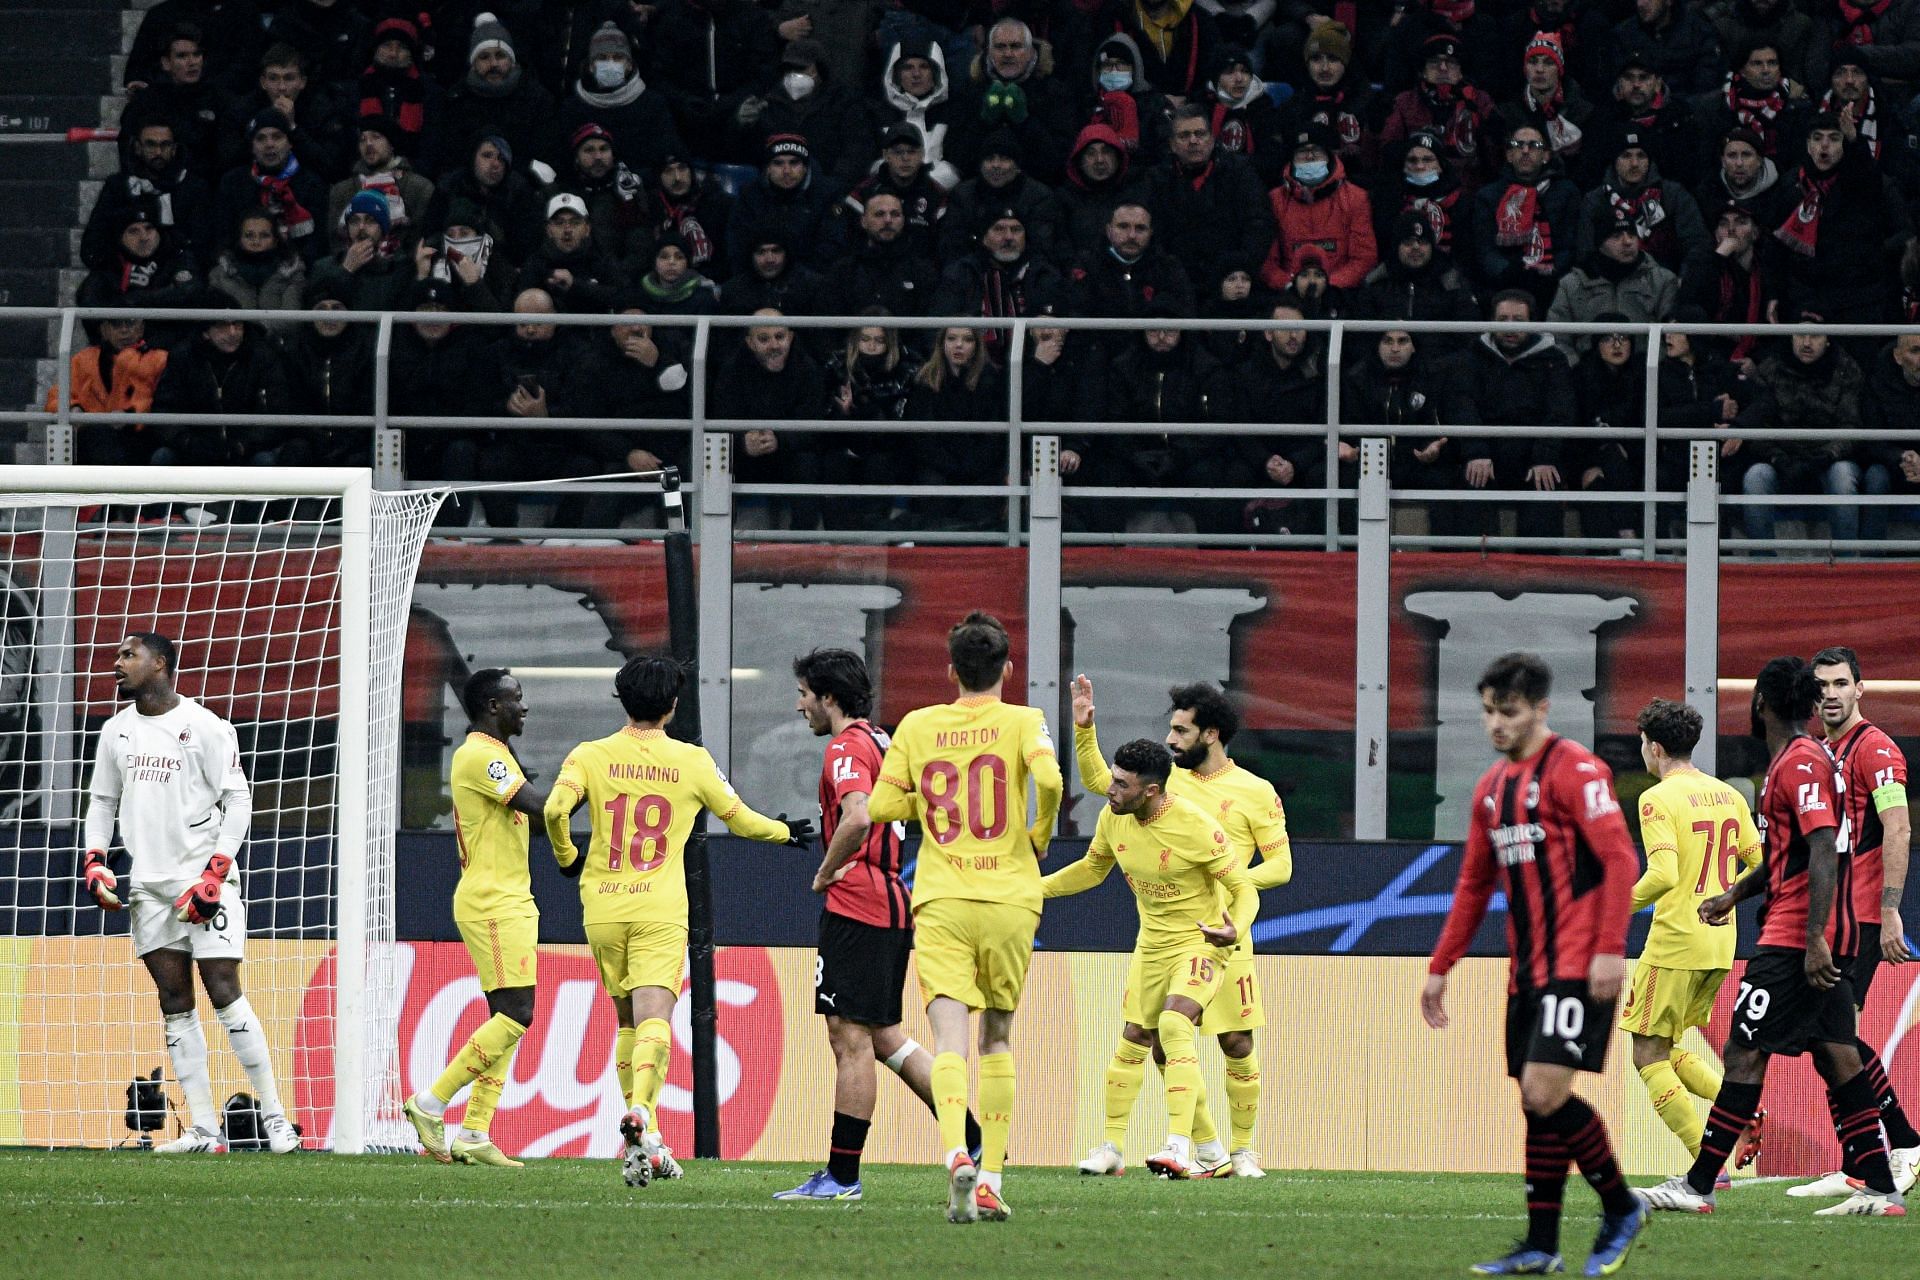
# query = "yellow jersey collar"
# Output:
<box><xmin>621</xmin><ymin>725</ymin><xmax>668</xmax><ymax>741</ymax></box>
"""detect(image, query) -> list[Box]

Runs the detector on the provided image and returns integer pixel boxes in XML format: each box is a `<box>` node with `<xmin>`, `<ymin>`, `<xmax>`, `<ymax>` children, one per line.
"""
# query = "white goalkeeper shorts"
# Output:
<box><xmin>129</xmin><ymin>882</ymin><xmax>246</xmax><ymax>960</ymax></box>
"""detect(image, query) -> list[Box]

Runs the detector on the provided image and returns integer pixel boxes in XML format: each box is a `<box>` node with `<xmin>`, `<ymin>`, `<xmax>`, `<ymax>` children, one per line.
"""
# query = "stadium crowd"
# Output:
<box><xmin>45</xmin><ymin>0</ymin><xmax>1920</xmax><ymax>536</ymax></box>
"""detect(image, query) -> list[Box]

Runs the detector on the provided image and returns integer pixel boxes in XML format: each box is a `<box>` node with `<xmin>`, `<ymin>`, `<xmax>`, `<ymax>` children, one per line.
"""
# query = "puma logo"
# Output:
<box><xmin>818</xmin><ymin>992</ymin><xmax>836</xmax><ymax>1008</ymax></box>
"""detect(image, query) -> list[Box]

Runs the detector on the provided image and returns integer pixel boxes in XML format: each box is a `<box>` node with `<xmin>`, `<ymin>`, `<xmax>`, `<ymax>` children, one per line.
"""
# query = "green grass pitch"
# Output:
<box><xmin>0</xmin><ymin>1152</ymin><xmax>1905</xmax><ymax>1279</ymax></box>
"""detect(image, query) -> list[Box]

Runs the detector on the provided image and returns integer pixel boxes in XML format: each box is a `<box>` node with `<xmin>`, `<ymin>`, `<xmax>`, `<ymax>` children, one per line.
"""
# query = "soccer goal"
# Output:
<box><xmin>0</xmin><ymin>467</ymin><xmax>443</xmax><ymax>1153</ymax></box>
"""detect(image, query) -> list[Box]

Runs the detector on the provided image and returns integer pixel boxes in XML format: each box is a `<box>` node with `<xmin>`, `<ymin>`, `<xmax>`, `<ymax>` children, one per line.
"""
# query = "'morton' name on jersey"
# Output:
<box><xmin>933</xmin><ymin>727</ymin><xmax>1001</xmax><ymax>748</ymax></box>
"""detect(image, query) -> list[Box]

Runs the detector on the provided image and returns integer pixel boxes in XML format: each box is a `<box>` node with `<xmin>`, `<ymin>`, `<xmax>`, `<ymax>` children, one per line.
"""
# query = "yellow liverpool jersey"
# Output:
<box><xmin>869</xmin><ymin>695</ymin><xmax>1063</xmax><ymax>914</ymax></box>
<box><xmin>1076</xmin><ymin>723</ymin><xmax>1292</xmax><ymax>889</ymax></box>
<box><xmin>450</xmin><ymin>731</ymin><xmax>535</xmax><ymax>922</ymax></box>
<box><xmin>1041</xmin><ymin>792</ymin><xmax>1256</xmax><ymax>953</ymax></box>
<box><xmin>1633</xmin><ymin>766</ymin><xmax>1762</xmax><ymax>969</ymax></box>
<box><xmin>544</xmin><ymin>726</ymin><xmax>789</xmax><ymax>927</ymax></box>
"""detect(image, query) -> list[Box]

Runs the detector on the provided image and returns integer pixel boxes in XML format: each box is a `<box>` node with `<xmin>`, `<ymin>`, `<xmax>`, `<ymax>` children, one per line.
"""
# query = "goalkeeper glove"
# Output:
<box><xmin>173</xmin><ymin>853</ymin><xmax>233</xmax><ymax>925</ymax></box>
<box><xmin>778</xmin><ymin>814</ymin><xmax>818</xmax><ymax>849</ymax></box>
<box><xmin>82</xmin><ymin>849</ymin><xmax>122</xmax><ymax>911</ymax></box>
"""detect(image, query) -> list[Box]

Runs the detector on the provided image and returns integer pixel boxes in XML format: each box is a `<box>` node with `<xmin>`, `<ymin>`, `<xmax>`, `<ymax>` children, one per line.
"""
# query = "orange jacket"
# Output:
<box><xmin>1261</xmin><ymin>161</ymin><xmax>1378</xmax><ymax>291</ymax></box>
<box><xmin>45</xmin><ymin>343</ymin><xmax>169</xmax><ymax>421</ymax></box>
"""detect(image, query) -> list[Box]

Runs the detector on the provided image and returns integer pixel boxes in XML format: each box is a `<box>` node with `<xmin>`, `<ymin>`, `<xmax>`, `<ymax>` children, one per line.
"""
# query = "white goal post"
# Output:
<box><xmin>0</xmin><ymin>467</ymin><xmax>442</xmax><ymax>1152</ymax></box>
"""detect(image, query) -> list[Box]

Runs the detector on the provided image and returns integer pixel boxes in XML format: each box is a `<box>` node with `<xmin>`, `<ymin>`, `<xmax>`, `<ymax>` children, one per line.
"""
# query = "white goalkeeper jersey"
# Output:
<box><xmin>84</xmin><ymin>697</ymin><xmax>251</xmax><ymax>890</ymax></box>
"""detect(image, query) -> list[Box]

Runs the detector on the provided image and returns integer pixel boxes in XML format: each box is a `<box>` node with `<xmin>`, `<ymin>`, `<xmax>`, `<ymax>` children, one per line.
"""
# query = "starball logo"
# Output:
<box><xmin>293</xmin><ymin>944</ymin><xmax>782</xmax><ymax>1158</ymax></box>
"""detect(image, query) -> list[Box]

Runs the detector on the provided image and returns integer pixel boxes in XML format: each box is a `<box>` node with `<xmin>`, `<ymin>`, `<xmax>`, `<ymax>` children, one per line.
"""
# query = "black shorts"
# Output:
<box><xmin>1848</xmin><ymin>925</ymin><xmax>1883</xmax><ymax>1006</ymax></box>
<box><xmin>1727</xmin><ymin>946</ymin><xmax>1858</xmax><ymax>1057</ymax></box>
<box><xmin>815</xmin><ymin>909</ymin><xmax>911</xmax><ymax>1027</ymax></box>
<box><xmin>1506</xmin><ymin>981</ymin><xmax>1615</xmax><ymax>1079</ymax></box>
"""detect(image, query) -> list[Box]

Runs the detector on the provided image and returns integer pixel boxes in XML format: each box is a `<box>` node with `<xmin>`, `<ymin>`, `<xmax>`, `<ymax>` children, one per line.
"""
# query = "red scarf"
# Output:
<box><xmin>360</xmin><ymin>65</ymin><xmax>426</xmax><ymax>144</ymax></box>
<box><xmin>252</xmin><ymin>162</ymin><xmax>314</xmax><ymax>241</ymax></box>
<box><xmin>1307</xmin><ymin>89</ymin><xmax>1366</xmax><ymax>155</ymax></box>
<box><xmin>1527</xmin><ymin>85</ymin><xmax>1583</xmax><ymax>154</ymax></box>
<box><xmin>1775</xmin><ymin>165</ymin><xmax>1839</xmax><ymax>257</ymax></box>
<box><xmin>1715</xmin><ymin>260</ymin><xmax>1764</xmax><ymax>360</ymax></box>
<box><xmin>1627</xmin><ymin>89</ymin><xmax>1667</xmax><ymax>129</ymax></box>
<box><xmin>1839</xmin><ymin>0</ymin><xmax>1891</xmax><ymax>44</ymax></box>
<box><xmin>1420</xmin><ymin>81</ymin><xmax>1485</xmax><ymax>158</ymax></box>
<box><xmin>1606</xmin><ymin>183</ymin><xmax>1666</xmax><ymax>238</ymax></box>
<box><xmin>1725</xmin><ymin>73</ymin><xmax>1791</xmax><ymax>151</ymax></box>
<box><xmin>1402</xmin><ymin>187</ymin><xmax>1462</xmax><ymax>250</ymax></box>
<box><xmin>658</xmin><ymin>196</ymin><xmax>715</xmax><ymax>269</ymax></box>
<box><xmin>1492</xmin><ymin>178</ymin><xmax>1554</xmax><ymax>272</ymax></box>
<box><xmin>1179</xmin><ymin>158</ymin><xmax>1216</xmax><ymax>191</ymax></box>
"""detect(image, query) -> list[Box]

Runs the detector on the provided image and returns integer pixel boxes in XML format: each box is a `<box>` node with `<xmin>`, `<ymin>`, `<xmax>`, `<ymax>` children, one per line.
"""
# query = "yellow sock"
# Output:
<box><xmin>615</xmin><ymin>1026</ymin><xmax>637</xmax><ymax>1104</ymax></box>
<box><xmin>1224</xmin><ymin>1050</ymin><xmax>1261</xmax><ymax>1151</ymax></box>
<box><xmin>1671</xmin><ymin>1049</ymin><xmax>1722</xmax><ymax>1102</ymax></box>
<box><xmin>1191</xmin><ymin>1075</ymin><xmax>1218</xmax><ymax>1146</ymax></box>
<box><xmin>462</xmin><ymin>1038</ymin><xmax>521</xmax><ymax>1134</ymax></box>
<box><xmin>931</xmin><ymin>1051</ymin><xmax>969</xmax><ymax>1156</ymax></box>
<box><xmin>431</xmin><ymin>1013</ymin><xmax>527</xmax><ymax>1109</ymax></box>
<box><xmin>978</xmin><ymin>1052</ymin><xmax>1015</xmax><ymax>1175</ymax></box>
<box><xmin>630</xmin><ymin>1017</ymin><xmax>672</xmax><ymax>1119</ymax></box>
<box><xmin>1104</xmin><ymin>1038</ymin><xmax>1150</xmax><ymax>1148</ymax></box>
<box><xmin>1640</xmin><ymin>1058</ymin><xmax>1704</xmax><ymax>1156</ymax></box>
<box><xmin>1157</xmin><ymin>1010</ymin><xmax>1202</xmax><ymax>1142</ymax></box>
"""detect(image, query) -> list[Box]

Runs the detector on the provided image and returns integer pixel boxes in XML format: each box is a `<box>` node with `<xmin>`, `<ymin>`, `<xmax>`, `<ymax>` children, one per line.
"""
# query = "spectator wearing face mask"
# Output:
<box><xmin>1370</xmin><ymin>130</ymin><xmax>1471</xmax><ymax>258</ymax></box>
<box><xmin>749</xmin><ymin>38</ymin><xmax>876</xmax><ymax>189</ymax></box>
<box><xmin>1085</xmin><ymin>34</ymin><xmax>1176</xmax><ymax>163</ymax></box>
<box><xmin>419</xmin><ymin>197</ymin><xmax>516</xmax><ymax>313</ymax></box>
<box><xmin>558</xmin><ymin>22</ymin><xmax>687</xmax><ymax>177</ymax></box>
<box><xmin>1261</xmin><ymin>123</ymin><xmax>1378</xmax><ymax>291</ymax></box>
<box><xmin>1382</xmin><ymin>34</ymin><xmax>1499</xmax><ymax>193</ymax></box>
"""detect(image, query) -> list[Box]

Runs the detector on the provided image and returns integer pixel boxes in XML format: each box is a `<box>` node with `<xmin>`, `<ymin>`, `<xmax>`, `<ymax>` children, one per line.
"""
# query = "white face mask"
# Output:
<box><xmin>783</xmin><ymin>71</ymin><xmax>816</xmax><ymax>100</ymax></box>
<box><xmin>593</xmin><ymin>58</ymin><xmax>627</xmax><ymax>88</ymax></box>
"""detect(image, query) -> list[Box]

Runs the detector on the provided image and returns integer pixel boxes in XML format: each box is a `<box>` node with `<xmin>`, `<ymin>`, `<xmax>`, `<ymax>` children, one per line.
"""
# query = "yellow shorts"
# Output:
<box><xmin>586</xmin><ymin>920</ymin><xmax>688</xmax><ymax>1000</ymax></box>
<box><xmin>1122</xmin><ymin>942</ymin><xmax>1232</xmax><ymax>1028</ymax></box>
<box><xmin>1619</xmin><ymin>963</ymin><xmax>1728</xmax><ymax>1041</ymax></box>
<box><xmin>911</xmin><ymin>898</ymin><xmax>1039</xmax><ymax>1012</ymax></box>
<box><xmin>456</xmin><ymin>914</ymin><xmax>538</xmax><ymax>992</ymax></box>
<box><xmin>1198</xmin><ymin>945</ymin><xmax>1265</xmax><ymax>1033</ymax></box>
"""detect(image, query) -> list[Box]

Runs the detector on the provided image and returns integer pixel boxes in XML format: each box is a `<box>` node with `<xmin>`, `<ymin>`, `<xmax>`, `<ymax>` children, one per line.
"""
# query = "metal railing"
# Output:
<box><xmin>12</xmin><ymin>307</ymin><xmax>1920</xmax><ymax>834</ymax></box>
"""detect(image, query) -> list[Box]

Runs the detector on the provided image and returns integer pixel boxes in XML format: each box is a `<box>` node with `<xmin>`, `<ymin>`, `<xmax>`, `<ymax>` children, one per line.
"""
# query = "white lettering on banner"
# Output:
<box><xmin>1402</xmin><ymin>592</ymin><xmax>1638</xmax><ymax>838</ymax></box>
<box><xmin>383</xmin><ymin>944</ymin><xmax>782</xmax><ymax>1159</ymax></box>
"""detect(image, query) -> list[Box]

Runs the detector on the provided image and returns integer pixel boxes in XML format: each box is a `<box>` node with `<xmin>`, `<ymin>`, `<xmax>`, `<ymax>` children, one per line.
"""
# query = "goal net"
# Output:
<box><xmin>0</xmin><ymin>467</ymin><xmax>442</xmax><ymax>1152</ymax></box>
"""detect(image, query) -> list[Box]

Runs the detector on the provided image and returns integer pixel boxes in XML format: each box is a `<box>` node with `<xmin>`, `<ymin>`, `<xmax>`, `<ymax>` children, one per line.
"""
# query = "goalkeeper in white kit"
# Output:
<box><xmin>79</xmin><ymin>632</ymin><xmax>298</xmax><ymax>1154</ymax></box>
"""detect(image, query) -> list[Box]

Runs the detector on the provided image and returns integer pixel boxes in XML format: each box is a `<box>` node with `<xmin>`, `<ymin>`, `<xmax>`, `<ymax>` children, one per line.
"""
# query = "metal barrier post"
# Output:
<box><xmin>1684</xmin><ymin>439</ymin><xmax>1720</xmax><ymax>775</ymax></box>
<box><xmin>371</xmin><ymin>313</ymin><xmax>402</xmax><ymax>487</ymax></box>
<box><xmin>1324</xmin><ymin>324</ymin><xmax>1344</xmax><ymax>551</ymax></box>
<box><xmin>698</xmin><ymin>426</ymin><xmax>735</xmax><ymax>775</ymax></box>
<box><xmin>1354</xmin><ymin>437</ymin><xmax>1390</xmax><ymax>838</ymax></box>
<box><xmin>1007</xmin><ymin>319</ymin><xmax>1027</xmax><ymax>546</ymax></box>
<box><xmin>48</xmin><ymin>309</ymin><xmax>76</xmax><ymax>466</ymax></box>
<box><xmin>1027</xmin><ymin>433</ymin><xmax>1062</xmax><ymax>738</ymax></box>
<box><xmin>1641</xmin><ymin>325</ymin><xmax>1661</xmax><ymax>558</ymax></box>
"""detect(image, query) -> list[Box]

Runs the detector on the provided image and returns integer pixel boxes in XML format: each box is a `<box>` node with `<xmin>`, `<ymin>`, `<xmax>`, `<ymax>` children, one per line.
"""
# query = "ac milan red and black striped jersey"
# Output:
<box><xmin>1756</xmin><ymin>734</ymin><xmax>1852</xmax><ymax>953</ymax></box>
<box><xmin>819</xmin><ymin>720</ymin><xmax>910</xmax><ymax>929</ymax></box>
<box><xmin>1828</xmin><ymin>720</ymin><xmax>1908</xmax><ymax>927</ymax></box>
<box><xmin>1430</xmin><ymin>735</ymin><xmax>1640</xmax><ymax>992</ymax></box>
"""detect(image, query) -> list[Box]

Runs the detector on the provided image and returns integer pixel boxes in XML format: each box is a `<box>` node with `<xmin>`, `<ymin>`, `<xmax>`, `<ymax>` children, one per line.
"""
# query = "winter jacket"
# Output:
<box><xmin>1709</xmin><ymin>0</ymin><xmax>1817</xmax><ymax>86</ymax></box>
<box><xmin>772</xmin><ymin>0</ymin><xmax>889</xmax><ymax>106</ymax></box>
<box><xmin>1204</xmin><ymin>72</ymin><xmax>1287</xmax><ymax>185</ymax></box>
<box><xmin>1143</xmin><ymin>150</ymin><xmax>1274</xmax><ymax>285</ymax></box>
<box><xmin>939</xmin><ymin>173</ymin><xmax>1066</xmax><ymax>266</ymax></box>
<box><xmin>1778</xmin><ymin>141</ymin><xmax>1912</xmax><ymax>323</ymax></box>
<box><xmin>1463</xmin><ymin>332</ymin><xmax>1577</xmax><ymax>475</ymax></box>
<box><xmin>1860</xmin><ymin>340</ymin><xmax>1920</xmax><ymax>469</ymax></box>
<box><xmin>1352</xmin><ymin>255</ymin><xmax>1480</xmax><ymax>342</ymax></box>
<box><xmin>1494</xmin><ymin>81</ymin><xmax>1599</xmax><ymax>176</ymax></box>
<box><xmin>719</xmin><ymin>260</ymin><xmax>830</xmax><ymax>316</ymax></box>
<box><xmin>86</xmin><ymin>163</ymin><xmax>216</xmax><ymax>270</ymax></box>
<box><xmin>1471</xmin><ymin>165</ymin><xmax>1585</xmax><ymax>307</ymax></box>
<box><xmin>1692</xmin><ymin>90</ymin><xmax>1811</xmax><ymax>173</ymax></box>
<box><xmin>558</xmin><ymin>76</ymin><xmax>688</xmax><ymax>180</ymax></box>
<box><xmin>1580</xmin><ymin>96</ymin><xmax>1706</xmax><ymax>190</ymax></box>
<box><xmin>1691</xmin><ymin>155</ymin><xmax>1793</xmax><ymax>234</ymax></box>
<box><xmin>424</xmin><ymin>162</ymin><xmax>547</xmax><ymax>264</ymax></box>
<box><xmin>46</xmin><ymin>342</ymin><xmax>169</xmax><ymax>419</ymax></box>
<box><xmin>650</xmin><ymin>0</ymin><xmax>782</xmax><ymax>161</ymax></box>
<box><xmin>844</xmin><ymin>167</ymin><xmax>950</xmax><ymax>261</ymax></box>
<box><xmin>932</xmin><ymin>252</ymin><xmax>1069</xmax><ymax>328</ymax></box>
<box><xmin>1262</xmin><ymin>158</ymin><xmax>1377</xmax><ymax>290</ymax></box>
<box><xmin>949</xmin><ymin>38</ymin><xmax>1079</xmax><ymax>183</ymax></box>
<box><xmin>1059</xmin><ymin>123</ymin><xmax>1146</xmax><ymax>254</ymax></box>
<box><xmin>903</xmin><ymin>363</ymin><xmax>1010</xmax><ymax>484</ymax></box>
<box><xmin>751</xmin><ymin>75</ymin><xmax>876</xmax><ymax>192</ymax></box>
<box><xmin>215</xmin><ymin>162</ymin><xmax>331</xmax><ymax>264</ymax></box>
<box><xmin>283</xmin><ymin>324</ymin><xmax>374</xmax><ymax>418</ymax></box>
<box><xmin>266</xmin><ymin>0</ymin><xmax>368</xmax><ymax>90</ymax></box>
<box><xmin>151</xmin><ymin>328</ymin><xmax>295</xmax><ymax>462</ymax></box>
<box><xmin>435</xmin><ymin>73</ymin><xmax>564</xmax><ymax>176</ymax></box>
<box><xmin>1381</xmin><ymin>86</ymin><xmax>1499</xmax><ymax>192</ymax></box>
<box><xmin>1102</xmin><ymin>337</ymin><xmax>1235</xmax><ymax>484</ymax></box>
<box><xmin>513</xmin><ymin>239</ymin><xmax>628</xmax><ymax>314</ymax></box>
<box><xmin>1068</xmin><ymin>245</ymin><xmax>1197</xmax><ymax>333</ymax></box>
<box><xmin>1096</xmin><ymin>0</ymin><xmax>1219</xmax><ymax>98</ymax></box>
<box><xmin>1576</xmin><ymin>165</ymin><xmax>1707</xmax><ymax>270</ymax></box>
<box><xmin>1227</xmin><ymin>343</ymin><xmax>1330</xmax><ymax>480</ymax></box>
<box><xmin>1608</xmin><ymin>0</ymin><xmax>1725</xmax><ymax>95</ymax></box>
<box><xmin>206</xmin><ymin>252</ymin><xmax>307</xmax><ymax>312</ymax></box>
<box><xmin>1340</xmin><ymin>346</ymin><xmax>1478</xmax><ymax>475</ymax></box>
<box><xmin>1369</xmin><ymin>168</ymin><xmax>1471</xmax><ymax>261</ymax></box>
<box><xmin>1808</xmin><ymin>0</ymin><xmax>1920</xmax><ymax>95</ymax></box>
<box><xmin>874</xmin><ymin>39</ymin><xmax>964</xmax><ymax>191</ymax></box>
<box><xmin>727</xmin><ymin>168</ymin><xmax>846</xmax><ymax>272</ymax></box>
<box><xmin>1546</xmin><ymin>252</ymin><xmax>1682</xmax><ymax>357</ymax></box>
<box><xmin>216</xmin><ymin>85</ymin><xmax>356</xmax><ymax>183</ymax></box>
<box><xmin>1735</xmin><ymin>346</ymin><xmax>1866</xmax><ymax>472</ymax></box>
<box><xmin>326</xmin><ymin>162</ymin><xmax>436</xmax><ymax>247</ymax></box>
<box><xmin>389</xmin><ymin>325</ymin><xmax>486</xmax><ymax>419</ymax></box>
<box><xmin>825</xmin><ymin>241</ymin><xmax>941</xmax><ymax>317</ymax></box>
<box><xmin>1279</xmin><ymin>78</ymin><xmax>1383</xmax><ymax>179</ymax></box>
